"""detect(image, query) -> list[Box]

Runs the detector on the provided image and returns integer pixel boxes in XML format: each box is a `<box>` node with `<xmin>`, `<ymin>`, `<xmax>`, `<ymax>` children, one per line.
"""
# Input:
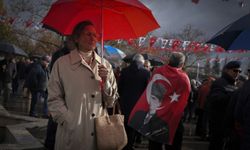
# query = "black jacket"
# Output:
<box><xmin>118</xmin><ymin>61</ymin><xmax>150</xmax><ymax>122</ymax></box>
<box><xmin>26</xmin><ymin>62</ymin><xmax>49</xmax><ymax>91</ymax></box>
<box><xmin>50</xmin><ymin>46</ymin><xmax>70</xmax><ymax>71</ymax></box>
<box><xmin>207</xmin><ymin>72</ymin><xmax>237</xmax><ymax>114</ymax></box>
<box><xmin>234</xmin><ymin>80</ymin><xmax>250</xmax><ymax>150</ymax></box>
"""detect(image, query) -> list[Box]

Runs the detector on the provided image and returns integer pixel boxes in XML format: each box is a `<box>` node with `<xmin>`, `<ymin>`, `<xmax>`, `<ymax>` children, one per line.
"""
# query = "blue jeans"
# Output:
<box><xmin>30</xmin><ymin>90</ymin><xmax>48</xmax><ymax>116</ymax></box>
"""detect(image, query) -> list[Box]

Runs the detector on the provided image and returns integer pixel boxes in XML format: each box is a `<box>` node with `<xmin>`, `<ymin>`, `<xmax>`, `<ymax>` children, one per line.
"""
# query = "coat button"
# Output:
<box><xmin>91</xmin><ymin>113</ymin><xmax>95</xmax><ymax>117</ymax></box>
<box><xmin>91</xmin><ymin>94</ymin><xmax>95</xmax><ymax>98</ymax></box>
<box><xmin>91</xmin><ymin>76</ymin><xmax>95</xmax><ymax>79</ymax></box>
<box><xmin>91</xmin><ymin>132</ymin><xmax>94</xmax><ymax>136</ymax></box>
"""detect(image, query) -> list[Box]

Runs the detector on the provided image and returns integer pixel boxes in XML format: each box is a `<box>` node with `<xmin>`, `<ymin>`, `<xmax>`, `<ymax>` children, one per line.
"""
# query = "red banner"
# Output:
<box><xmin>128</xmin><ymin>65</ymin><xmax>191</xmax><ymax>145</ymax></box>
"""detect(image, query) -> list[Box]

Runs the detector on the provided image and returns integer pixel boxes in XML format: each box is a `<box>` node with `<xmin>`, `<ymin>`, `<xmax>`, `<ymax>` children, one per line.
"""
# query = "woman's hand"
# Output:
<box><xmin>98</xmin><ymin>64</ymin><xmax>109</xmax><ymax>82</ymax></box>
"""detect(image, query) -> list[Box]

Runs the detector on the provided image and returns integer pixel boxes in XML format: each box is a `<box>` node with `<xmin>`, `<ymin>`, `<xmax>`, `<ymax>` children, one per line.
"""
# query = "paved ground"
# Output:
<box><xmin>0</xmin><ymin>94</ymin><xmax>209</xmax><ymax>150</ymax></box>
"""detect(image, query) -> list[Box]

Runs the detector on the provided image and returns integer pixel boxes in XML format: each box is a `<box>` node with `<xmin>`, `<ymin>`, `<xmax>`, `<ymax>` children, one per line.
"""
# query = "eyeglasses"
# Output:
<box><xmin>233</xmin><ymin>69</ymin><xmax>242</xmax><ymax>73</ymax></box>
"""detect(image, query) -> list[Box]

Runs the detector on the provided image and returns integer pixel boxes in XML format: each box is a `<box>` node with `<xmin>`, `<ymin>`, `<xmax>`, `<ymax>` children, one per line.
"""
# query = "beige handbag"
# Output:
<box><xmin>95</xmin><ymin>101</ymin><xmax>128</xmax><ymax>150</ymax></box>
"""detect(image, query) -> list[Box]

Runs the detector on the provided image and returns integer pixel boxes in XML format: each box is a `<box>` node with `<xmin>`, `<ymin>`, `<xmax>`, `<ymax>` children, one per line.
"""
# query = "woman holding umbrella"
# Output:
<box><xmin>48</xmin><ymin>20</ymin><xmax>118</xmax><ymax>150</ymax></box>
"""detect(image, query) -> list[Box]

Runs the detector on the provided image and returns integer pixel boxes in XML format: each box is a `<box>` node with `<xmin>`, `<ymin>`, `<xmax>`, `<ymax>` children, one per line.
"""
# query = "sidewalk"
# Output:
<box><xmin>0</xmin><ymin>94</ymin><xmax>208</xmax><ymax>150</ymax></box>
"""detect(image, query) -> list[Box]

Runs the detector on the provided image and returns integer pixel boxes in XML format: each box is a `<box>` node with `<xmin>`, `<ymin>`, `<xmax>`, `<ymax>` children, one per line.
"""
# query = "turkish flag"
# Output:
<box><xmin>128</xmin><ymin>65</ymin><xmax>190</xmax><ymax>145</ymax></box>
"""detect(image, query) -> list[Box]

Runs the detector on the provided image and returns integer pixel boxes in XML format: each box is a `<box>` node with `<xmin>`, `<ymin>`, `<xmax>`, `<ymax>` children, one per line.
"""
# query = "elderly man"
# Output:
<box><xmin>118</xmin><ymin>53</ymin><xmax>151</xmax><ymax>150</ymax></box>
<box><xmin>207</xmin><ymin>61</ymin><xmax>241</xmax><ymax>150</ymax></box>
<box><xmin>129</xmin><ymin>52</ymin><xmax>191</xmax><ymax>150</ymax></box>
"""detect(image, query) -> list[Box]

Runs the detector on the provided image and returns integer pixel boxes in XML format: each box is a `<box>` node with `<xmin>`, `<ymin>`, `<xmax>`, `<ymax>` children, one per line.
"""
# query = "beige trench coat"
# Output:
<box><xmin>48</xmin><ymin>50</ymin><xmax>118</xmax><ymax>150</ymax></box>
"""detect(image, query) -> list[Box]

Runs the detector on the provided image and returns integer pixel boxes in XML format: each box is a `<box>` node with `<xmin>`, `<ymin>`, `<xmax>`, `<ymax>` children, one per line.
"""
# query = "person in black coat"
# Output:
<box><xmin>234</xmin><ymin>79</ymin><xmax>250</xmax><ymax>150</ymax></box>
<box><xmin>0</xmin><ymin>55</ymin><xmax>16</xmax><ymax>105</ymax></box>
<box><xmin>207</xmin><ymin>61</ymin><xmax>241</xmax><ymax>150</ymax></box>
<box><xmin>118</xmin><ymin>54</ymin><xmax>151</xmax><ymax>150</ymax></box>
<box><xmin>223</xmin><ymin>74</ymin><xmax>247</xmax><ymax>150</ymax></box>
<box><xmin>49</xmin><ymin>37</ymin><xmax>75</xmax><ymax>71</ymax></box>
<box><xmin>27</xmin><ymin>56</ymin><xmax>50</xmax><ymax>117</ymax></box>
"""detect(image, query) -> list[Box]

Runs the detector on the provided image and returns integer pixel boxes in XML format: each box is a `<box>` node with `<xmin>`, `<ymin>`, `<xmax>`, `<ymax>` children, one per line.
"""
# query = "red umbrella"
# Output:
<box><xmin>42</xmin><ymin>0</ymin><xmax>160</xmax><ymax>40</ymax></box>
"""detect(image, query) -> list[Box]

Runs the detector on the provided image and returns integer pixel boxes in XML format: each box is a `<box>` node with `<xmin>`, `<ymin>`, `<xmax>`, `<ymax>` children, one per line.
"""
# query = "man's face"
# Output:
<box><xmin>144</xmin><ymin>62</ymin><xmax>151</xmax><ymax>71</ymax></box>
<box><xmin>226</xmin><ymin>68</ymin><xmax>241</xmax><ymax>80</ymax></box>
<box><xmin>76</xmin><ymin>25</ymin><xmax>98</xmax><ymax>52</ymax></box>
<box><xmin>42</xmin><ymin>60</ymin><xmax>49</xmax><ymax>68</ymax></box>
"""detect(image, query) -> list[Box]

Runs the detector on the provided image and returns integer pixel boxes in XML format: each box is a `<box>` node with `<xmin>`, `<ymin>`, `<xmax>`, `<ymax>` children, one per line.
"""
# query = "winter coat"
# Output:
<box><xmin>16</xmin><ymin>61</ymin><xmax>27</xmax><ymax>80</ymax></box>
<box><xmin>234</xmin><ymin>80</ymin><xmax>250</xmax><ymax>150</ymax></box>
<box><xmin>207</xmin><ymin>72</ymin><xmax>237</xmax><ymax>115</ymax></box>
<box><xmin>26</xmin><ymin>62</ymin><xmax>49</xmax><ymax>92</ymax></box>
<box><xmin>197</xmin><ymin>81</ymin><xmax>212</xmax><ymax>109</ymax></box>
<box><xmin>48</xmin><ymin>49</ymin><xmax>118</xmax><ymax>150</ymax></box>
<box><xmin>118</xmin><ymin>61</ymin><xmax>150</xmax><ymax>122</ymax></box>
<box><xmin>0</xmin><ymin>59</ymin><xmax>16</xmax><ymax>83</ymax></box>
<box><xmin>50</xmin><ymin>46</ymin><xmax>71</xmax><ymax>71</ymax></box>
<box><xmin>207</xmin><ymin>72</ymin><xmax>238</xmax><ymax>138</ymax></box>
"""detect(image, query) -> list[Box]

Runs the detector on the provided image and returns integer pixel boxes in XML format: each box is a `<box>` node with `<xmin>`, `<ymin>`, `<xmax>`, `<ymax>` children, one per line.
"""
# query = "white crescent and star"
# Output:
<box><xmin>146</xmin><ymin>74</ymin><xmax>180</xmax><ymax>105</ymax></box>
<box><xmin>169</xmin><ymin>92</ymin><xmax>180</xmax><ymax>103</ymax></box>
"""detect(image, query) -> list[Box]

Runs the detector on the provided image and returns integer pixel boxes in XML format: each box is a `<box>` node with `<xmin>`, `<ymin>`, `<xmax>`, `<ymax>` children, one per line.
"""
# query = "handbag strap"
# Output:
<box><xmin>112</xmin><ymin>100</ymin><xmax>122</xmax><ymax>115</ymax></box>
<box><xmin>102</xmin><ymin>99</ymin><xmax>122</xmax><ymax>116</ymax></box>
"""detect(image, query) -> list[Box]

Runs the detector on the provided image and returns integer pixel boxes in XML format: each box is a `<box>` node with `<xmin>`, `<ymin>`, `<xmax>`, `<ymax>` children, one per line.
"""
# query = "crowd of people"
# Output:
<box><xmin>183</xmin><ymin>60</ymin><xmax>250</xmax><ymax>150</ymax></box>
<box><xmin>0</xmin><ymin>54</ymin><xmax>51</xmax><ymax>118</ymax></box>
<box><xmin>1</xmin><ymin>20</ymin><xmax>250</xmax><ymax>150</ymax></box>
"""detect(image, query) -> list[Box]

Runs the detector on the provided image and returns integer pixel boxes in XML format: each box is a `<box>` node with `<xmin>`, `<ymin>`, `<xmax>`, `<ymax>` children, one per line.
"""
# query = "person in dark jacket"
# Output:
<box><xmin>223</xmin><ymin>74</ymin><xmax>248</xmax><ymax>150</ymax></box>
<box><xmin>184</xmin><ymin>79</ymin><xmax>198</xmax><ymax>123</ymax></box>
<box><xmin>28</xmin><ymin>55</ymin><xmax>50</xmax><ymax>117</ymax></box>
<box><xmin>118</xmin><ymin>54</ymin><xmax>151</xmax><ymax>150</ymax></box>
<box><xmin>195</xmin><ymin>77</ymin><xmax>215</xmax><ymax>139</ymax></box>
<box><xmin>44</xmin><ymin>36</ymin><xmax>75</xmax><ymax>150</ymax></box>
<box><xmin>16</xmin><ymin>57</ymin><xmax>28</xmax><ymax>96</ymax></box>
<box><xmin>234</xmin><ymin>79</ymin><xmax>250</xmax><ymax>150</ymax></box>
<box><xmin>207</xmin><ymin>61</ymin><xmax>241</xmax><ymax>150</ymax></box>
<box><xmin>0</xmin><ymin>55</ymin><xmax>16</xmax><ymax>105</ymax></box>
<box><xmin>49</xmin><ymin>36</ymin><xmax>75</xmax><ymax>71</ymax></box>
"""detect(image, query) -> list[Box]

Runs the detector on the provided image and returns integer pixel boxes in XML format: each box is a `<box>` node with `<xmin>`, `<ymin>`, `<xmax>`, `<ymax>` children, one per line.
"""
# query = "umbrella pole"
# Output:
<box><xmin>101</xmin><ymin>0</ymin><xmax>104</xmax><ymax>64</ymax></box>
<box><xmin>196</xmin><ymin>62</ymin><xmax>200</xmax><ymax>83</ymax></box>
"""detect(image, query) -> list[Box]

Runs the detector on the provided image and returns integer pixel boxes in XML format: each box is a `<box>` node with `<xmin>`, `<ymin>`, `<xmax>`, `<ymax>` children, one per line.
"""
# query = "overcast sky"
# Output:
<box><xmin>140</xmin><ymin>0</ymin><xmax>250</xmax><ymax>39</ymax></box>
<box><xmin>4</xmin><ymin>0</ymin><xmax>250</xmax><ymax>40</ymax></box>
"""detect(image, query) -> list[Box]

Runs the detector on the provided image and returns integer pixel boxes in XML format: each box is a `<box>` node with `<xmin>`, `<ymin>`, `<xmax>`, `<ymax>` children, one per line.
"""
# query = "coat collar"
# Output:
<box><xmin>70</xmin><ymin>49</ymin><xmax>81</xmax><ymax>65</ymax></box>
<box><xmin>70</xmin><ymin>49</ymin><xmax>102</xmax><ymax>64</ymax></box>
<box><xmin>69</xmin><ymin>49</ymin><xmax>102</xmax><ymax>70</ymax></box>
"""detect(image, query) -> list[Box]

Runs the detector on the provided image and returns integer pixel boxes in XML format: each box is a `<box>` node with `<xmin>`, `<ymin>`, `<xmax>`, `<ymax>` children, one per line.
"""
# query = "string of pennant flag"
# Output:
<box><xmin>123</xmin><ymin>36</ymin><xmax>250</xmax><ymax>53</ymax></box>
<box><xmin>1</xmin><ymin>15</ymin><xmax>249</xmax><ymax>54</ymax></box>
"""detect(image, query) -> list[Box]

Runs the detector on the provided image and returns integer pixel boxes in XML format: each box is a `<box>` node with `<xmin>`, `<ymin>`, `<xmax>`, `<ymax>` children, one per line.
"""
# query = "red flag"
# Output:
<box><xmin>128</xmin><ymin>65</ymin><xmax>190</xmax><ymax>145</ymax></box>
<box><xmin>149</xmin><ymin>36</ymin><xmax>157</xmax><ymax>47</ymax></box>
<box><xmin>172</xmin><ymin>39</ymin><xmax>181</xmax><ymax>50</ymax></box>
<box><xmin>25</xmin><ymin>19</ymin><xmax>33</xmax><ymax>28</ymax></box>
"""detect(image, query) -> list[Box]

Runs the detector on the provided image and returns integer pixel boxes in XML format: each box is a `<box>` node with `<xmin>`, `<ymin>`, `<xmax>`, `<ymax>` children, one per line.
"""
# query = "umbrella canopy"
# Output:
<box><xmin>123</xmin><ymin>53</ymin><xmax>164</xmax><ymax>66</ymax></box>
<box><xmin>104</xmin><ymin>45</ymin><xmax>126</xmax><ymax>59</ymax></box>
<box><xmin>0</xmin><ymin>42</ymin><xmax>28</xmax><ymax>57</ymax></box>
<box><xmin>42</xmin><ymin>0</ymin><xmax>160</xmax><ymax>40</ymax></box>
<box><xmin>207</xmin><ymin>13</ymin><xmax>250</xmax><ymax>50</ymax></box>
